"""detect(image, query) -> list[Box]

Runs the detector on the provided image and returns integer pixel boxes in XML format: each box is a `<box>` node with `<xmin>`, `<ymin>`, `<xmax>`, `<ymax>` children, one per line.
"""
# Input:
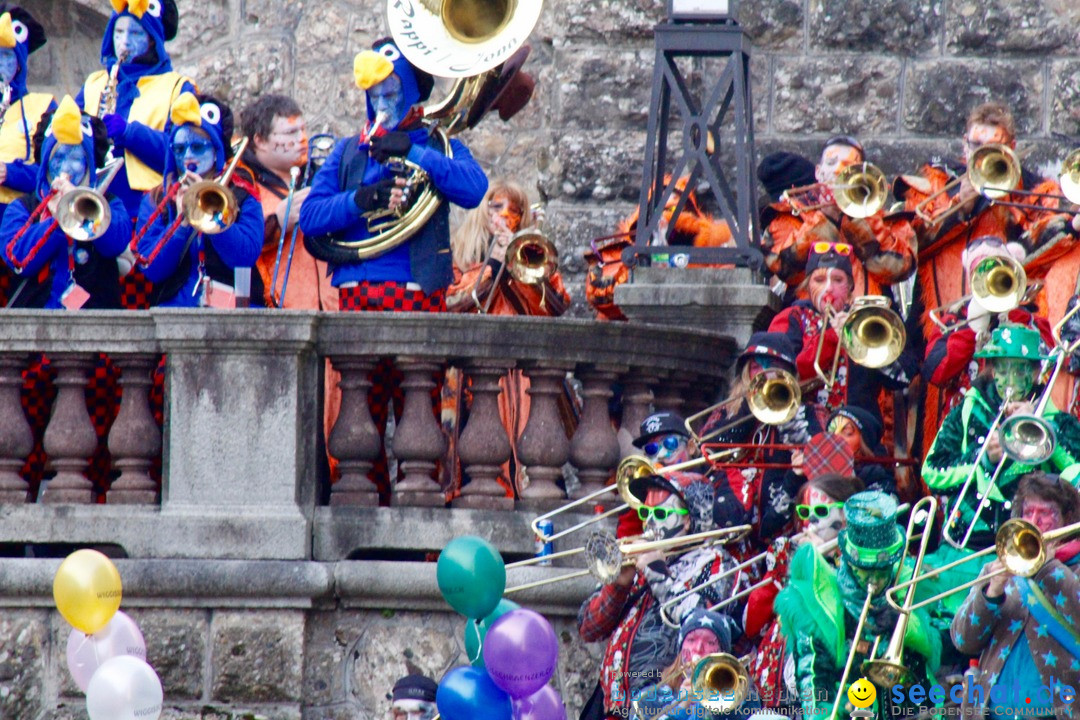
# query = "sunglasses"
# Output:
<box><xmin>171</xmin><ymin>140</ymin><xmax>214</xmax><ymax>156</ymax></box>
<box><xmin>638</xmin><ymin>505</ymin><xmax>689</xmax><ymax>522</ymax></box>
<box><xmin>795</xmin><ymin>503</ymin><xmax>843</xmax><ymax>520</ymax></box>
<box><xmin>644</xmin><ymin>435</ymin><xmax>683</xmax><ymax>456</ymax></box>
<box><xmin>812</xmin><ymin>241</ymin><xmax>852</xmax><ymax>256</ymax></box>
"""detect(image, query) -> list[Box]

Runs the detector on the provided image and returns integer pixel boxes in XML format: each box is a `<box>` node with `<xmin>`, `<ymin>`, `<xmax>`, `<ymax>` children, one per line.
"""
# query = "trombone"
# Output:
<box><xmin>928</xmin><ymin>255</ymin><xmax>1032</xmax><ymax>332</ymax></box>
<box><xmin>814</xmin><ymin>296</ymin><xmax>907</xmax><ymax>388</ymax></box>
<box><xmin>683</xmin><ymin>368</ymin><xmax>803</xmax><ymax>446</ymax></box>
<box><xmin>781</xmin><ymin>162</ymin><xmax>889</xmax><ymax>219</ymax></box>
<box><xmin>888</xmin><ymin>516</ymin><xmax>1080</xmax><ymax>614</ymax></box>
<box><xmin>479</xmin><ymin>216</ymin><xmax>559</xmax><ymax>314</ymax></box>
<box><xmin>528</xmin><ymin>469</ymin><xmax>645</xmax><ymax>545</ymax></box>
<box><xmin>503</xmin><ymin>525</ymin><xmax>753</xmax><ymax>594</ymax></box>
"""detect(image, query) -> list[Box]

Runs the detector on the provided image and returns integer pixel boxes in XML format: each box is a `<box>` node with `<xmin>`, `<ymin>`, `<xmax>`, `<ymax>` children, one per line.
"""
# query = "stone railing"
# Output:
<box><xmin>0</xmin><ymin>311</ymin><xmax>735</xmax><ymax>560</ymax></box>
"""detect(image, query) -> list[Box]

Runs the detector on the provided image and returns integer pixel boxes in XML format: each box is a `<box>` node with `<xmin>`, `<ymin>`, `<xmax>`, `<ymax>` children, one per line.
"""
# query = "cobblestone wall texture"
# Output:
<box><xmin>33</xmin><ymin>0</ymin><xmax>1080</xmax><ymax>313</ymax></box>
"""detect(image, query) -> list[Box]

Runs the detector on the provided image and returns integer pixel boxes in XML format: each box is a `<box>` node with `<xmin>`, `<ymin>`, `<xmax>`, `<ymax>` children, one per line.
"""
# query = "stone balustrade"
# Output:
<box><xmin>0</xmin><ymin>310</ymin><xmax>734</xmax><ymax>560</ymax></box>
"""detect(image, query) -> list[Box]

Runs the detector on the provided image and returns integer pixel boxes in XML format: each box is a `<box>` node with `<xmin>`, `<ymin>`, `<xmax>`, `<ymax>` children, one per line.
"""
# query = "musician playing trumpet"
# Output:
<box><xmin>951</xmin><ymin>473</ymin><xmax>1080</xmax><ymax>719</ymax></box>
<box><xmin>761</xmin><ymin>136</ymin><xmax>916</xmax><ymax>300</ymax></box>
<box><xmin>923</xmin><ymin>327</ymin><xmax>1080</xmax><ymax>616</ymax></box>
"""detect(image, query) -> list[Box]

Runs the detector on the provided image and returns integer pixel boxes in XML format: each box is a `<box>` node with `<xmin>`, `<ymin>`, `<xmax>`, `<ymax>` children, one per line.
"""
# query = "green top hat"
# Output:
<box><xmin>974</xmin><ymin>325</ymin><xmax>1049</xmax><ymax>361</ymax></box>
<box><xmin>839</xmin><ymin>491</ymin><xmax>905</xmax><ymax>570</ymax></box>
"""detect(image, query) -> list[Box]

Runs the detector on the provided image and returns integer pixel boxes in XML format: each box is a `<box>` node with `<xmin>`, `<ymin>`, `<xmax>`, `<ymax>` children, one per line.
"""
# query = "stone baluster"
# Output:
<box><xmin>569</xmin><ymin>366</ymin><xmax>622</xmax><ymax>500</ymax></box>
<box><xmin>41</xmin><ymin>354</ymin><xmax>96</xmax><ymax>504</ymax></box>
<box><xmin>107</xmin><ymin>354</ymin><xmax>162</xmax><ymax>504</ymax></box>
<box><xmin>618</xmin><ymin>370</ymin><xmax>657</xmax><ymax>458</ymax></box>
<box><xmin>653</xmin><ymin>374</ymin><xmax>690</xmax><ymax>416</ymax></box>
<box><xmin>517</xmin><ymin>362</ymin><xmax>572</xmax><ymax>506</ymax></box>
<box><xmin>328</xmin><ymin>358</ymin><xmax>381</xmax><ymax>506</ymax></box>
<box><xmin>455</xmin><ymin>360</ymin><xmax>514</xmax><ymax>511</ymax></box>
<box><xmin>0</xmin><ymin>356</ymin><xmax>32</xmax><ymax>503</ymax></box>
<box><xmin>390</xmin><ymin>357</ymin><xmax>447</xmax><ymax>507</ymax></box>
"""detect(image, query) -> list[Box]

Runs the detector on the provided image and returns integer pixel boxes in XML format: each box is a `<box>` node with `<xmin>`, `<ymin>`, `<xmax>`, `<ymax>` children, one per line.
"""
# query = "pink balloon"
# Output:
<box><xmin>67</xmin><ymin>610</ymin><xmax>146</xmax><ymax>692</ymax></box>
<box><xmin>513</xmin><ymin>685</ymin><xmax>566</xmax><ymax>720</ymax></box>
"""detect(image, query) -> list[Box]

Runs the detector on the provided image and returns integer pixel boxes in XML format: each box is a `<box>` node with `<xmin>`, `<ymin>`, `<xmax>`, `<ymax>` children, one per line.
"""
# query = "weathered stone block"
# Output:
<box><xmin>295</xmin><ymin>3</ymin><xmax>355</xmax><ymax>60</ymax></box>
<box><xmin>539</xmin><ymin>130</ymin><xmax>646</xmax><ymax>202</ymax></box>
<box><xmin>554</xmin><ymin>619</ymin><xmax>604</xmax><ymax>715</ymax></box>
<box><xmin>211</xmin><ymin>611</ymin><xmax>304</xmax><ymax>704</ymax></box>
<box><xmin>554</xmin><ymin>0</ymin><xmax>665</xmax><ymax>42</ymax></box>
<box><xmin>241</xmin><ymin>0</ymin><xmax>305</xmax><ymax>32</ymax></box>
<box><xmin>0</xmin><ymin>611</ymin><xmax>48</xmax><ymax>720</ymax></box>
<box><xmin>173</xmin><ymin>0</ymin><xmax>230</xmax><ymax>52</ymax></box>
<box><xmin>128</xmin><ymin>609</ymin><xmax>207</xmax><ymax>700</ymax></box>
<box><xmin>902</xmin><ymin>60</ymin><xmax>1043</xmax><ymax>136</ymax></box>
<box><xmin>740</xmin><ymin>0</ymin><xmax>804</xmax><ymax>51</ymax></box>
<box><xmin>292</xmin><ymin>63</ymin><xmax>364</xmax><ymax>140</ymax></box>
<box><xmin>809</xmin><ymin>0</ymin><xmax>942</xmax><ymax>53</ymax></box>
<box><xmin>174</xmin><ymin>39</ymin><xmax>294</xmax><ymax>123</ymax></box>
<box><xmin>773</xmin><ymin>57</ymin><xmax>901</xmax><ymax>135</ymax></box>
<box><xmin>945</xmin><ymin>0</ymin><xmax>1080</xmax><ymax>55</ymax></box>
<box><xmin>1050</xmin><ymin>61</ymin><xmax>1080</xmax><ymax>138</ymax></box>
<box><xmin>555</xmin><ymin>48</ymin><xmax>654</xmax><ymax>129</ymax></box>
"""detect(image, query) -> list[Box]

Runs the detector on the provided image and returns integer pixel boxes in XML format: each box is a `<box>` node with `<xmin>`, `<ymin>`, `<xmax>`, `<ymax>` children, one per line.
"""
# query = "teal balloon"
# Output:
<box><xmin>465</xmin><ymin>599</ymin><xmax>520</xmax><ymax>667</ymax></box>
<box><xmin>437</xmin><ymin>536</ymin><xmax>506</xmax><ymax>619</ymax></box>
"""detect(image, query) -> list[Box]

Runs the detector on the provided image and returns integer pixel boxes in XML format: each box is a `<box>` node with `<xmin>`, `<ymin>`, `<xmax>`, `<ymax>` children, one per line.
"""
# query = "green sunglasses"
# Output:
<box><xmin>638</xmin><ymin>505</ymin><xmax>690</xmax><ymax>522</ymax></box>
<box><xmin>795</xmin><ymin>503</ymin><xmax>843</xmax><ymax>520</ymax></box>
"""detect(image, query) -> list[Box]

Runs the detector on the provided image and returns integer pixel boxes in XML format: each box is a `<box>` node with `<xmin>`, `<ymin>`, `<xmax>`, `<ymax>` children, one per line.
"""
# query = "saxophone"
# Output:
<box><xmin>98</xmin><ymin>51</ymin><xmax>127</xmax><ymax>118</ymax></box>
<box><xmin>0</xmin><ymin>79</ymin><xmax>10</xmax><ymax>132</ymax></box>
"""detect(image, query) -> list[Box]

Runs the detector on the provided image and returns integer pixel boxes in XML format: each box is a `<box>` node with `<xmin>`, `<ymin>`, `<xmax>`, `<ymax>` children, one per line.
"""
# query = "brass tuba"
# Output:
<box><xmin>305</xmin><ymin>1</ymin><xmax>541</xmax><ymax>265</ymax></box>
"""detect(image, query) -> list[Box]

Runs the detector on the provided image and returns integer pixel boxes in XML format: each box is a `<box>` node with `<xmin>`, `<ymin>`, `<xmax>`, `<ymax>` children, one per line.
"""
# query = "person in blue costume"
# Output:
<box><xmin>134</xmin><ymin>93</ymin><xmax>261</xmax><ymax>308</ymax></box>
<box><xmin>0</xmin><ymin>5</ymin><xmax>55</xmax><ymax>218</ymax></box>
<box><xmin>75</xmin><ymin>0</ymin><xmax>196</xmax><ymax>217</ymax></box>
<box><xmin>0</xmin><ymin>95</ymin><xmax>129</xmax><ymax>309</ymax></box>
<box><xmin>299</xmin><ymin>37</ymin><xmax>488</xmax><ymax>312</ymax></box>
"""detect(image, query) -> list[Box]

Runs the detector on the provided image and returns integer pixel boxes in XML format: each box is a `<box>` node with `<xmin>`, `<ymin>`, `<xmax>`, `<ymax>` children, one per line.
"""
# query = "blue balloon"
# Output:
<box><xmin>437</xmin><ymin>666</ymin><xmax>513</xmax><ymax>720</ymax></box>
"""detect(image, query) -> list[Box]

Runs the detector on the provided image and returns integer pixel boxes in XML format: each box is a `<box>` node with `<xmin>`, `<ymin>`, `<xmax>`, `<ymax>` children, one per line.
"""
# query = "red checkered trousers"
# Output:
<box><xmin>339</xmin><ymin>282</ymin><xmax>446</xmax><ymax>503</ymax></box>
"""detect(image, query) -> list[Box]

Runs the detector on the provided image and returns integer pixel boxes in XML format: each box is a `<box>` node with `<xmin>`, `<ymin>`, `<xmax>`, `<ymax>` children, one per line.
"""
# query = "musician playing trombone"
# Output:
<box><xmin>775</xmin><ymin>491</ymin><xmax>942</xmax><ymax>720</ymax></box>
<box><xmin>578</xmin><ymin>473</ymin><xmax>744</xmax><ymax>720</ymax></box>
<box><xmin>951</xmin><ymin>473</ymin><xmax>1080</xmax><ymax>719</ymax></box>
<box><xmin>923</xmin><ymin>327</ymin><xmax>1080</xmax><ymax>616</ymax></box>
<box><xmin>761</xmin><ymin>136</ymin><xmax>916</xmax><ymax>300</ymax></box>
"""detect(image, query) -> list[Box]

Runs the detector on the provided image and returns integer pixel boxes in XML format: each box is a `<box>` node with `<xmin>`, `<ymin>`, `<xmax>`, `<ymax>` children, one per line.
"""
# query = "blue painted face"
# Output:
<box><xmin>0</xmin><ymin>48</ymin><xmax>17</xmax><ymax>87</ymax></box>
<box><xmin>47</xmin><ymin>143</ymin><xmax>89</xmax><ymax>186</ymax></box>
<box><xmin>171</xmin><ymin>125</ymin><xmax>216</xmax><ymax>176</ymax></box>
<box><xmin>113</xmin><ymin>16</ymin><xmax>150</xmax><ymax>62</ymax></box>
<box><xmin>368</xmin><ymin>73</ymin><xmax>406</xmax><ymax>130</ymax></box>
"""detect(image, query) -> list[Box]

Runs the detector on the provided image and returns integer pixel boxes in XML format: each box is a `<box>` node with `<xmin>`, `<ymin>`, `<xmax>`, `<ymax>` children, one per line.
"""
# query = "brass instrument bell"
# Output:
<box><xmin>1000</xmin><ymin>412</ymin><xmax>1056</xmax><ymax>466</ymax></box>
<box><xmin>969</xmin><ymin>254</ymin><xmax>1026</xmax><ymax>314</ymax></box>
<box><xmin>55</xmin><ymin>188</ymin><xmax>112</xmax><ymax>242</ymax></box>
<box><xmin>694</xmin><ymin>653</ymin><xmax>750</xmax><ymax>714</ymax></box>
<box><xmin>833</xmin><ymin>162</ymin><xmax>889</xmax><ymax>219</ymax></box>
<box><xmin>746</xmin><ymin>368</ymin><xmax>801</xmax><ymax>425</ymax></box>
<box><xmin>969</xmin><ymin>144</ymin><xmax>1022</xmax><ymax>200</ymax></box>
<box><xmin>505</xmin><ymin>230</ymin><xmax>558</xmax><ymax>285</ymax></box>
<box><xmin>1060</xmin><ymin>148</ymin><xmax>1080</xmax><ymax>205</ymax></box>
<box><xmin>841</xmin><ymin>296</ymin><xmax>906</xmax><ymax>370</ymax></box>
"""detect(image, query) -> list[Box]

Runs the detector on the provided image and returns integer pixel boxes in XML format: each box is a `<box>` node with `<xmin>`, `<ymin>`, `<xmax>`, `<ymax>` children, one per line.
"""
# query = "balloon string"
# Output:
<box><xmin>466</xmin><ymin>623</ymin><xmax>483</xmax><ymax>665</ymax></box>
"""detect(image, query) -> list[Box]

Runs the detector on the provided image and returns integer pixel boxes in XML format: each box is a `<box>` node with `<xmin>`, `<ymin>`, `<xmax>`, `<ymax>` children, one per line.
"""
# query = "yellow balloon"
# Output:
<box><xmin>52</xmin><ymin>549</ymin><xmax>123</xmax><ymax>634</ymax></box>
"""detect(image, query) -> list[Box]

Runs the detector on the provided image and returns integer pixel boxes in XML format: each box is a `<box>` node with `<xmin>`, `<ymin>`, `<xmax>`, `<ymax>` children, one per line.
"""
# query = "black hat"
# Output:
<box><xmin>161</xmin><ymin>0</ymin><xmax>179</xmax><ymax>42</ymax></box>
<box><xmin>391</xmin><ymin>674</ymin><xmax>438</xmax><ymax>703</ymax></box>
<box><xmin>678</xmin><ymin>608</ymin><xmax>733</xmax><ymax>652</ymax></box>
<box><xmin>805</xmin><ymin>243</ymin><xmax>854</xmax><ymax>281</ymax></box>
<box><xmin>735</xmin><ymin>332</ymin><xmax>797</xmax><ymax>374</ymax></box>
<box><xmin>828</xmin><ymin>406</ymin><xmax>882</xmax><ymax>449</ymax></box>
<box><xmin>757</xmin><ymin>151</ymin><xmax>816</xmax><ymax>202</ymax></box>
<box><xmin>632</xmin><ymin>411</ymin><xmax>689</xmax><ymax>448</ymax></box>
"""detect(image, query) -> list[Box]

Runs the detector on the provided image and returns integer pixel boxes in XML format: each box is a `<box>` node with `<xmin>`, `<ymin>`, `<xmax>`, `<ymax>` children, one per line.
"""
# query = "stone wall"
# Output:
<box><xmin>30</xmin><ymin>0</ymin><xmax>1080</xmax><ymax>312</ymax></box>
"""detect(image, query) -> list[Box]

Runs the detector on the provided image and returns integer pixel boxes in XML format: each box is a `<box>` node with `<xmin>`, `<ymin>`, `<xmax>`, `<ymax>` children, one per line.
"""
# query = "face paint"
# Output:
<box><xmin>0</xmin><ymin>48</ymin><xmax>17</xmax><ymax>86</ymax></box>
<box><xmin>47</xmin><ymin>143</ymin><xmax>89</xmax><ymax>186</ymax></box>
<box><xmin>964</xmin><ymin>123</ymin><xmax>1014</xmax><ymax>160</ymax></box>
<box><xmin>171</xmin><ymin>125</ymin><xmax>216</xmax><ymax>177</ymax></box>
<box><xmin>391</xmin><ymin>700</ymin><xmax>437</xmax><ymax>720</ymax></box>
<box><xmin>643</xmin><ymin>488</ymin><xmax>689</xmax><ymax>542</ymax></box>
<box><xmin>801</xmin><ymin>487</ymin><xmax>844</xmax><ymax>545</ymax></box>
<box><xmin>851</xmin><ymin>564</ymin><xmax>893</xmax><ymax>594</ymax></box>
<box><xmin>991</xmin><ymin>358</ymin><xmax>1037</xmax><ymax>401</ymax></box>
<box><xmin>680</xmin><ymin>629</ymin><xmax>721</xmax><ymax>667</ymax></box>
<box><xmin>368</xmin><ymin>73</ymin><xmax>405</xmax><ymax>130</ymax></box>
<box><xmin>1022</xmin><ymin>498</ymin><xmax>1063</xmax><ymax>535</ymax></box>
<box><xmin>113</xmin><ymin>16</ymin><xmax>150</xmax><ymax>63</ymax></box>
<box><xmin>486</xmin><ymin>193</ymin><xmax>523</xmax><ymax>234</ymax></box>
<box><xmin>259</xmin><ymin>114</ymin><xmax>307</xmax><ymax>172</ymax></box>
<box><xmin>816</xmin><ymin>143</ymin><xmax>862</xmax><ymax>185</ymax></box>
<box><xmin>808</xmin><ymin>267</ymin><xmax>852</xmax><ymax>314</ymax></box>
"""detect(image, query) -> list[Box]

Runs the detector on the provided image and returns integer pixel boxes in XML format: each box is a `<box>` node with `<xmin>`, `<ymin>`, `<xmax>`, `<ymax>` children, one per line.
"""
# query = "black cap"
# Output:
<box><xmin>391</xmin><ymin>674</ymin><xmax>438</xmax><ymax>703</ymax></box>
<box><xmin>757</xmin><ymin>151</ymin><xmax>816</xmax><ymax>202</ymax></box>
<box><xmin>632</xmin><ymin>411</ymin><xmax>688</xmax><ymax>448</ymax></box>
<box><xmin>828</xmin><ymin>406</ymin><xmax>883</xmax><ymax>448</ymax></box>
<box><xmin>736</xmin><ymin>332</ymin><xmax>798</xmax><ymax>374</ymax></box>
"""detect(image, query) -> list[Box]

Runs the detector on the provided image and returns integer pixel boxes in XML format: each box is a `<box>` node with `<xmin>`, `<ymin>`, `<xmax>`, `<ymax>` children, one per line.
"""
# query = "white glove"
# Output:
<box><xmin>966</xmin><ymin>296</ymin><xmax>992</xmax><ymax>336</ymax></box>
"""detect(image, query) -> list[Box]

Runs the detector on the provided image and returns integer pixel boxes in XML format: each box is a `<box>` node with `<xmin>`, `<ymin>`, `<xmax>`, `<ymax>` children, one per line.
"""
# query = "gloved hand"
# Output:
<box><xmin>353</xmin><ymin>178</ymin><xmax>400</xmax><ymax>212</ymax></box>
<box><xmin>369</xmin><ymin>131</ymin><xmax>412</xmax><ymax>164</ymax></box>
<box><xmin>102</xmin><ymin>114</ymin><xmax>128</xmax><ymax>144</ymax></box>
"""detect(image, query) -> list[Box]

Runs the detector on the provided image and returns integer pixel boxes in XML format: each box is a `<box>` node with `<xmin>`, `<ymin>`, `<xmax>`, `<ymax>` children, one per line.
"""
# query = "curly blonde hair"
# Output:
<box><xmin>451</xmin><ymin>179</ymin><xmax>534</xmax><ymax>270</ymax></box>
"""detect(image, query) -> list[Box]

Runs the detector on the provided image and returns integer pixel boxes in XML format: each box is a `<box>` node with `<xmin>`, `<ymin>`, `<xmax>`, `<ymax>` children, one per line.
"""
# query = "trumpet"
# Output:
<box><xmin>814</xmin><ymin>296</ymin><xmax>906</xmax><ymax>388</ymax></box>
<box><xmin>928</xmin><ymin>255</ymin><xmax>1032</xmax><ymax>332</ymax></box>
<box><xmin>781</xmin><ymin>162</ymin><xmax>889</xmax><ymax>219</ymax></box>
<box><xmin>503</xmin><ymin>525</ymin><xmax>753</xmax><ymax>594</ymax></box>
<box><xmin>683</xmin><ymin>368</ymin><xmax>803</xmax><ymax>446</ymax></box>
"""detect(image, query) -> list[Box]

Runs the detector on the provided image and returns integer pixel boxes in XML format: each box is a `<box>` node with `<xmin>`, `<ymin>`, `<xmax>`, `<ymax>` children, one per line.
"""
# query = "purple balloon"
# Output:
<box><xmin>513</xmin><ymin>685</ymin><xmax>567</xmax><ymax>720</ymax></box>
<box><xmin>482</xmin><ymin>609</ymin><xmax>558</xmax><ymax>699</ymax></box>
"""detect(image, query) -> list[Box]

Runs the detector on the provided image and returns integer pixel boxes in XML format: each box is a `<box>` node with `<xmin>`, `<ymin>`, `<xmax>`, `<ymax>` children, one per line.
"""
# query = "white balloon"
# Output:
<box><xmin>67</xmin><ymin>610</ymin><xmax>147</xmax><ymax>692</ymax></box>
<box><xmin>86</xmin><ymin>655</ymin><xmax>163</xmax><ymax>720</ymax></box>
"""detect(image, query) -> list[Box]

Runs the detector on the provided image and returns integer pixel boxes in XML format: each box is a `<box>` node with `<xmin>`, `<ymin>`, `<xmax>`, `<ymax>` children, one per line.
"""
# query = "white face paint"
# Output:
<box><xmin>801</xmin><ymin>487</ymin><xmax>845</xmax><ymax>547</ymax></box>
<box><xmin>391</xmin><ymin>699</ymin><xmax>437</xmax><ymax>720</ymax></box>
<box><xmin>642</xmin><ymin>488</ymin><xmax>689</xmax><ymax>542</ymax></box>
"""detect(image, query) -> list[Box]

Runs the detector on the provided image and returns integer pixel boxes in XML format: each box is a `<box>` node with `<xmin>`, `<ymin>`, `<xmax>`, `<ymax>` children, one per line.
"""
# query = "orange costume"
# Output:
<box><xmin>896</xmin><ymin>160</ymin><xmax>1068</xmax><ymax>448</ymax></box>
<box><xmin>762</xmin><ymin>201</ymin><xmax>917</xmax><ymax>297</ymax></box>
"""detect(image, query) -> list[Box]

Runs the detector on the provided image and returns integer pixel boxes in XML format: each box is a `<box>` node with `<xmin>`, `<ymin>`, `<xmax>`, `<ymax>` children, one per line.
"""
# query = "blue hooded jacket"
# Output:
<box><xmin>0</xmin><ymin>5</ymin><xmax>56</xmax><ymax>204</ymax></box>
<box><xmin>299</xmin><ymin>39</ymin><xmax>487</xmax><ymax>295</ymax></box>
<box><xmin>75</xmin><ymin>0</ymin><xmax>195</xmax><ymax>214</ymax></box>
<box><xmin>0</xmin><ymin>111</ymin><xmax>130</xmax><ymax>309</ymax></box>
<box><xmin>134</xmin><ymin>94</ymin><xmax>262</xmax><ymax>307</ymax></box>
